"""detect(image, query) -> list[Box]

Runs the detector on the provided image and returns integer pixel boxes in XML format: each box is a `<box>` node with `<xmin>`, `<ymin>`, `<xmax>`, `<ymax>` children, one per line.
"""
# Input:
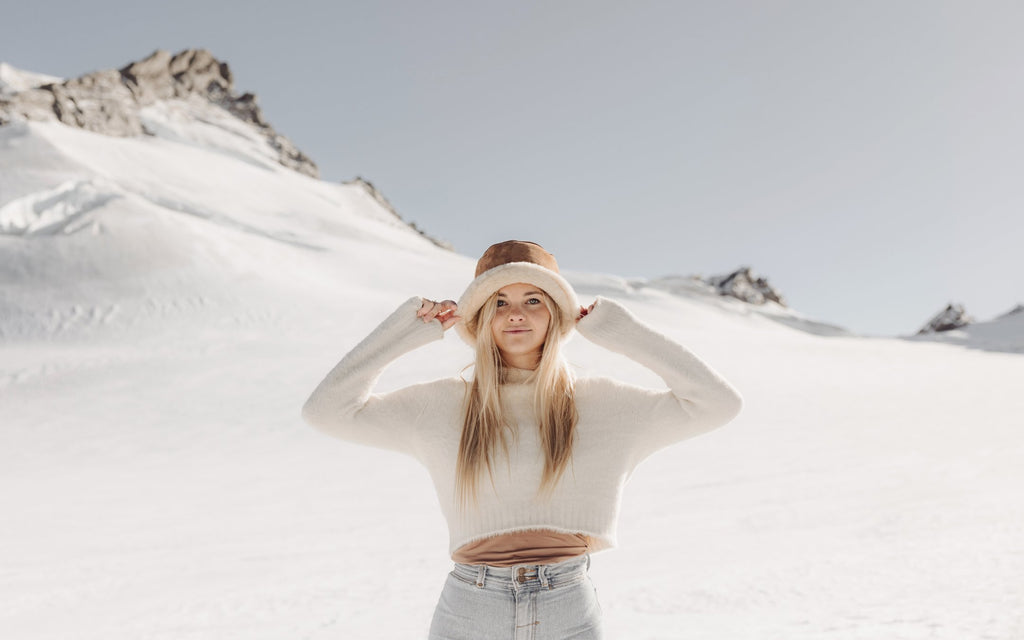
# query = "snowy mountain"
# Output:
<box><xmin>908</xmin><ymin>302</ymin><xmax>1024</xmax><ymax>353</ymax></box>
<box><xmin>0</xmin><ymin>62</ymin><xmax>61</xmax><ymax>97</ymax></box>
<box><xmin>706</xmin><ymin>265</ymin><xmax>786</xmax><ymax>306</ymax></box>
<box><xmin>632</xmin><ymin>269</ymin><xmax>852</xmax><ymax>337</ymax></box>
<box><xmin>917</xmin><ymin>302</ymin><xmax>973</xmax><ymax>334</ymax></box>
<box><xmin>0</xmin><ymin>50</ymin><xmax>459</xmax><ymax>343</ymax></box>
<box><xmin>2</xmin><ymin>52</ymin><xmax>1023</xmax><ymax>640</ymax></box>
<box><xmin>905</xmin><ymin>301</ymin><xmax>1024</xmax><ymax>353</ymax></box>
<box><xmin>0</xmin><ymin>49</ymin><xmax>316</xmax><ymax>177</ymax></box>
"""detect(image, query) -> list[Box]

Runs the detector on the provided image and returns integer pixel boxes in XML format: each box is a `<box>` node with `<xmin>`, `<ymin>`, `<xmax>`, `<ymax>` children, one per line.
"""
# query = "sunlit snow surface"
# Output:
<box><xmin>2</xmin><ymin>113</ymin><xmax>1023</xmax><ymax>639</ymax></box>
<box><xmin>0</xmin><ymin>63</ymin><xmax>62</xmax><ymax>97</ymax></box>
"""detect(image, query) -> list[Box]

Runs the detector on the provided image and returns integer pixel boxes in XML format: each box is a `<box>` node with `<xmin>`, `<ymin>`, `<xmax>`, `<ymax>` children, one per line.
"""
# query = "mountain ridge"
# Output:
<box><xmin>0</xmin><ymin>49</ymin><xmax>317</xmax><ymax>177</ymax></box>
<box><xmin>1</xmin><ymin>52</ymin><xmax>1020</xmax><ymax>350</ymax></box>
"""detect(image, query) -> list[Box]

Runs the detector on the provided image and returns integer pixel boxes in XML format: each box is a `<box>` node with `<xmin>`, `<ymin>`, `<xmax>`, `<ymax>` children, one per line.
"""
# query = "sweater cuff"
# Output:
<box><xmin>388</xmin><ymin>296</ymin><xmax>448</xmax><ymax>350</ymax></box>
<box><xmin>331</xmin><ymin>296</ymin><xmax>446</xmax><ymax>377</ymax></box>
<box><xmin>575</xmin><ymin>295</ymin><xmax>645</xmax><ymax>352</ymax></box>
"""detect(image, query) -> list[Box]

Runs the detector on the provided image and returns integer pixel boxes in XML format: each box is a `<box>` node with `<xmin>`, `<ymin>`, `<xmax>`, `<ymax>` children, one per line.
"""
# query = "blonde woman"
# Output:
<box><xmin>302</xmin><ymin>240</ymin><xmax>742</xmax><ymax>639</ymax></box>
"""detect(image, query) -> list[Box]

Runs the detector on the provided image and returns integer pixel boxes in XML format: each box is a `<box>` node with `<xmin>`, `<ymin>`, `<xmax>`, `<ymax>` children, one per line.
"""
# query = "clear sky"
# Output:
<box><xmin>2</xmin><ymin>1</ymin><xmax>1022</xmax><ymax>336</ymax></box>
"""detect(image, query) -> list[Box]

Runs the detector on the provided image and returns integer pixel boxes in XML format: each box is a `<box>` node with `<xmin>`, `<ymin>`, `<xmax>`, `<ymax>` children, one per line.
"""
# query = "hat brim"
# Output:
<box><xmin>455</xmin><ymin>262</ymin><xmax>579</xmax><ymax>346</ymax></box>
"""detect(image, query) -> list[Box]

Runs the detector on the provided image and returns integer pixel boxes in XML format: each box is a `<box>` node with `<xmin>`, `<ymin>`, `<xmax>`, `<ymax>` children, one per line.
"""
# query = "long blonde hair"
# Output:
<box><xmin>456</xmin><ymin>289</ymin><xmax>578</xmax><ymax>507</ymax></box>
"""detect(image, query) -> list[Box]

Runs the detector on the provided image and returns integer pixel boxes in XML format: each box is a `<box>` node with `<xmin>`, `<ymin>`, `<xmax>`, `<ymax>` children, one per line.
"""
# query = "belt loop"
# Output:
<box><xmin>539</xmin><ymin>565</ymin><xmax>551</xmax><ymax>590</ymax></box>
<box><xmin>475</xmin><ymin>565</ymin><xmax>486</xmax><ymax>588</ymax></box>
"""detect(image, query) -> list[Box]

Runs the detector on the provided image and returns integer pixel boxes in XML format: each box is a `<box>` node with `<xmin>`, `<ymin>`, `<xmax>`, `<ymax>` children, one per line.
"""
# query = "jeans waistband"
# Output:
<box><xmin>451</xmin><ymin>554</ymin><xmax>591</xmax><ymax>592</ymax></box>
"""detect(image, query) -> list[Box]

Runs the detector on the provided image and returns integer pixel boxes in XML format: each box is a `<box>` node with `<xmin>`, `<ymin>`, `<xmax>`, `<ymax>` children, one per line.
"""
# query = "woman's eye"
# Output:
<box><xmin>496</xmin><ymin>300</ymin><xmax>506</xmax><ymax>307</ymax></box>
<box><xmin>527</xmin><ymin>298</ymin><xmax>541</xmax><ymax>305</ymax></box>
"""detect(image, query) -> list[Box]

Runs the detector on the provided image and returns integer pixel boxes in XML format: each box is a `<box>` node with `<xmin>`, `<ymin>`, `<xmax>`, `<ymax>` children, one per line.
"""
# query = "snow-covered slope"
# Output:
<box><xmin>2</xmin><ymin>55</ymin><xmax>1023</xmax><ymax>640</ymax></box>
<box><xmin>908</xmin><ymin>303</ymin><xmax>1024</xmax><ymax>353</ymax></box>
<box><xmin>629</xmin><ymin>272</ymin><xmax>852</xmax><ymax>337</ymax></box>
<box><xmin>0</xmin><ymin>62</ymin><xmax>61</xmax><ymax>96</ymax></box>
<box><xmin>0</xmin><ymin>108</ymin><xmax>457</xmax><ymax>342</ymax></box>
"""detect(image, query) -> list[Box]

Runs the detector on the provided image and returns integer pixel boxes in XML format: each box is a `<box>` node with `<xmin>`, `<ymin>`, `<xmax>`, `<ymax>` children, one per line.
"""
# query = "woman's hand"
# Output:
<box><xmin>418</xmin><ymin>298</ymin><xmax>461</xmax><ymax>330</ymax></box>
<box><xmin>576</xmin><ymin>301</ymin><xmax>596</xmax><ymax>323</ymax></box>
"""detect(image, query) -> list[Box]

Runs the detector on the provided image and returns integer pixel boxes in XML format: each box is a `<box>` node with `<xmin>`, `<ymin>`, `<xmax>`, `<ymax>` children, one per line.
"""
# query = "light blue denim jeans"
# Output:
<box><xmin>428</xmin><ymin>554</ymin><xmax>603</xmax><ymax>639</ymax></box>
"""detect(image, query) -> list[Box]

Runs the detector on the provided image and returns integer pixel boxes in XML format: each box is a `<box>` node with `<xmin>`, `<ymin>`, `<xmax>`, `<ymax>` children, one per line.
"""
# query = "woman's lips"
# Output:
<box><xmin>504</xmin><ymin>329</ymin><xmax>531</xmax><ymax>333</ymax></box>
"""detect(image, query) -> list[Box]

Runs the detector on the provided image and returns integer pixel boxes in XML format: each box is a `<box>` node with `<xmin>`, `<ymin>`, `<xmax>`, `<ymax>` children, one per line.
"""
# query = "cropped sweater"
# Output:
<box><xmin>301</xmin><ymin>295</ymin><xmax>743</xmax><ymax>554</ymax></box>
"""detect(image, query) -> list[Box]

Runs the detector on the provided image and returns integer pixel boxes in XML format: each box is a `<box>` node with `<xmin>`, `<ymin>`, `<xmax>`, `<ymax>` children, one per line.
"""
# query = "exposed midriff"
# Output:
<box><xmin>451</xmin><ymin>529</ymin><xmax>593</xmax><ymax>567</ymax></box>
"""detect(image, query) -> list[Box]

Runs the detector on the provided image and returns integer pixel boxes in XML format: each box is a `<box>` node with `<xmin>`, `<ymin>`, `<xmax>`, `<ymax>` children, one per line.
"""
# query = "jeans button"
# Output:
<box><xmin>517</xmin><ymin>568</ymin><xmax>526</xmax><ymax>583</ymax></box>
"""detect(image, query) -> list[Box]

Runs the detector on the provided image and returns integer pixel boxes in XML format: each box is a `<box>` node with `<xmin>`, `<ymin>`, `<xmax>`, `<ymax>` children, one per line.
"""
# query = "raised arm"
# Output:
<box><xmin>575</xmin><ymin>296</ymin><xmax>743</xmax><ymax>460</ymax></box>
<box><xmin>301</xmin><ymin>296</ymin><xmax>454</xmax><ymax>455</ymax></box>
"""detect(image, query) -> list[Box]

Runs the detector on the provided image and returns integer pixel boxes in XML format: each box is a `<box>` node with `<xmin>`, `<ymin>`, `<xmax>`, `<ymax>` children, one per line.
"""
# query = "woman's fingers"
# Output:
<box><xmin>433</xmin><ymin>299</ymin><xmax>457</xmax><ymax>321</ymax></box>
<box><xmin>417</xmin><ymin>298</ymin><xmax>440</xmax><ymax>321</ymax></box>
<box><xmin>576</xmin><ymin>301</ymin><xmax>597</xmax><ymax>323</ymax></box>
<box><xmin>439</xmin><ymin>314</ymin><xmax>462</xmax><ymax>330</ymax></box>
<box><xmin>418</xmin><ymin>298</ymin><xmax>460</xmax><ymax>330</ymax></box>
<box><xmin>435</xmin><ymin>300</ymin><xmax>460</xmax><ymax>330</ymax></box>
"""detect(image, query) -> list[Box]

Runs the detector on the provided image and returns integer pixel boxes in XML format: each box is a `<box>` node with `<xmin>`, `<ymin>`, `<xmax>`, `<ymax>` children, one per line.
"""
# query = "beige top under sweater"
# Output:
<box><xmin>301</xmin><ymin>295</ymin><xmax>743</xmax><ymax>555</ymax></box>
<box><xmin>452</xmin><ymin>530</ymin><xmax>594</xmax><ymax>566</ymax></box>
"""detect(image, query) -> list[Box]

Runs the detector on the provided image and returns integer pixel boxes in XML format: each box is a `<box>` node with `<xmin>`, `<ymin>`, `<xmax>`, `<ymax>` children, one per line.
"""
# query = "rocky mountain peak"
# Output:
<box><xmin>0</xmin><ymin>49</ymin><xmax>317</xmax><ymax>177</ymax></box>
<box><xmin>707</xmin><ymin>266</ymin><xmax>786</xmax><ymax>306</ymax></box>
<box><xmin>119</xmin><ymin>49</ymin><xmax>232</xmax><ymax>105</ymax></box>
<box><xmin>917</xmin><ymin>302</ymin><xmax>972</xmax><ymax>334</ymax></box>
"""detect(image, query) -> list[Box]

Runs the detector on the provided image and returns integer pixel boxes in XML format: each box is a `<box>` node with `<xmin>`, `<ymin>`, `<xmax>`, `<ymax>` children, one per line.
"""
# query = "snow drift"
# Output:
<box><xmin>2</xmin><ymin>52</ymin><xmax>1023</xmax><ymax>640</ymax></box>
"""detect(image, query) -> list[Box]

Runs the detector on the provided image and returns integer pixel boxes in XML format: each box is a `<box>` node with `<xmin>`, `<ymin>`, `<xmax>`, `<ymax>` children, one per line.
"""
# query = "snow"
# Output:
<box><xmin>908</xmin><ymin>306</ymin><xmax>1024</xmax><ymax>354</ymax></box>
<box><xmin>2</xmin><ymin>90</ymin><xmax>1023</xmax><ymax>640</ymax></box>
<box><xmin>138</xmin><ymin>97</ymin><xmax>288</xmax><ymax>174</ymax></box>
<box><xmin>0</xmin><ymin>63</ymin><xmax>61</xmax><ymax>96</ymax></box>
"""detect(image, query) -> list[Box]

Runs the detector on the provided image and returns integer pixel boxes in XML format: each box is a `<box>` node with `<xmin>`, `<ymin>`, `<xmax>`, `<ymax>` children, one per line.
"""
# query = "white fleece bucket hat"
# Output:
<box><xmin>455</xmin><ymin>240</ymin><xmax>579</xmax><ymax>346</ymax></box>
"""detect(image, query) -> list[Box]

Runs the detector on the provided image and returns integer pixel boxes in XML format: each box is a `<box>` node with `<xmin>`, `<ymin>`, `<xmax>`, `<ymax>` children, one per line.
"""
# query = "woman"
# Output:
<box><xmin>302</xmin><ymin>240</ymin><xmax>743</xmax><ymax>639</ymax></box>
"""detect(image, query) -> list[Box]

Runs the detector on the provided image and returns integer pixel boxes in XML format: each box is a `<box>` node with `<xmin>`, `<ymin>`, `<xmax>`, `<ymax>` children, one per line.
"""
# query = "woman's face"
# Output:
<box><xmin>489</xmin><ymin>282</ymin><xmax>551</xmax><ymax>370</ymax></box>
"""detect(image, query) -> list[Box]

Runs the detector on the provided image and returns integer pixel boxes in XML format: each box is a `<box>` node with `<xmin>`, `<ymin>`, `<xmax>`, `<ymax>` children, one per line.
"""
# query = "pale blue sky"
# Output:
<box><xmin>3</xmin><ymin>1</ymin><xmax>1022</xmax><ymax>336</ymax></box>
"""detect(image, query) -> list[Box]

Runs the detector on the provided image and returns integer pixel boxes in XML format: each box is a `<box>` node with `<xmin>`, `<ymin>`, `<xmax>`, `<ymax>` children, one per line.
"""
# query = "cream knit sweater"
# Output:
<box><xmin>302</xmin><ymin>295</ymin><xmax>743</xmax><ymax>554</ymax></box>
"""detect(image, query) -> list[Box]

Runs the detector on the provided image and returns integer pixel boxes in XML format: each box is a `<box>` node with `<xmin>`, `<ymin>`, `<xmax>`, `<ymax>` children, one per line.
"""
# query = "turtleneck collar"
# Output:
<box><xmin>501</xmin><ymin>366</ymin><xmax>536</xmax><ymax>385</ymax></box>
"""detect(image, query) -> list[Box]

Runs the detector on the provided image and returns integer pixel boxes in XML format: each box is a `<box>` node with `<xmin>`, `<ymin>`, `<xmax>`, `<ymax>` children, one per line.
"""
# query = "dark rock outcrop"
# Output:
<box><xmin>917</xmin><ymin>303</ymin><xmax>972</xmax><ymax>334</ymax></box>
<box><xmin>706</xmin><ymin>266</ymin><xmax>786</xmax><ymax>306</ymax></box>
<box><xmin>997</xmin><ymin>304</ymin><xmax>1024</xmax><ymax>319</ymax></box>
<box><xmin>0</xmin><ymin>49</ymin><xmax>318</xmax><ymax>178</ymax></box>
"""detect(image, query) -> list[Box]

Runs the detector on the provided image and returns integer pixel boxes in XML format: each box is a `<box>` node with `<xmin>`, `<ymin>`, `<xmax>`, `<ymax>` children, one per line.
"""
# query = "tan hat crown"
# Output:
<box><xmin>474</xmin><ymin>240</ymin><xmax>559</xmax><ymax>277</ymax></box>
<box><xmin>455</xmin><ymin>240</ymin><xmax>579</xmax><ymax>347</ymax></box>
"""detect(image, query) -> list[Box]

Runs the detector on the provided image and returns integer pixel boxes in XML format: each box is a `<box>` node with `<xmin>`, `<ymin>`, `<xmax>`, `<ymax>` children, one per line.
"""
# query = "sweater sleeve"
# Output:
<box><xmin>575</xmin><ymin>295</ymin><xmax>743</xmax><ymax>462</ymax></box>
<box><xmin>301</xmin><ymin>296</ymin><xmax>447</xmax><ymax>455</ymax></box>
